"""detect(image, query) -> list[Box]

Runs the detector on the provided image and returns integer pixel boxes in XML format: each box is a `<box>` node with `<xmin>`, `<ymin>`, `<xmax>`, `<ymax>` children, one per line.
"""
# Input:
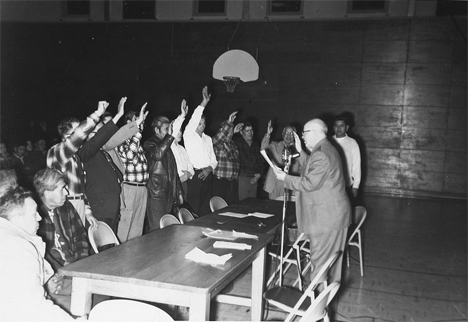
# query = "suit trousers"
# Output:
<box><xmin>212</xmin><ymin>177</ymin><xmax>239</xmax><ymax>205</ymax></box>
<box><xmin>187</xmin><ymin>170</ymin><xmax>213</xmax><ymax>217</ymax></box>
<box><xmin>306</xmin><ymin>227</ymin><xmax>348</xmax><ymax>284</ymax></box>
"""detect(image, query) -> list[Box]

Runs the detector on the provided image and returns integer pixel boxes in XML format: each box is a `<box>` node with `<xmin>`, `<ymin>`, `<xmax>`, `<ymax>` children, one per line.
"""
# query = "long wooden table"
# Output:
<box><xmin>60</xmin><ymin>224</ymin><xmax>273</xmax><ymax>321</ymax></box>
<box><xmin>186</xmin><ymin>198</ymin><xmax>296</xmax><ymax>234</ymax></box>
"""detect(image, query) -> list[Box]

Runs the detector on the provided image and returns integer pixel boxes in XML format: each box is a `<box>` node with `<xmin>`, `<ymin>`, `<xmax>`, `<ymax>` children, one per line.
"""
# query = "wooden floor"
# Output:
<box><xmin>212</xmin><ymin>193</ymin><xmax>467</xmax><ymax>321</ymax></box>
<box><xmin>52</xmin><ymin>193</ymin><xmax>467</xmax><ymax>321</ymax></box>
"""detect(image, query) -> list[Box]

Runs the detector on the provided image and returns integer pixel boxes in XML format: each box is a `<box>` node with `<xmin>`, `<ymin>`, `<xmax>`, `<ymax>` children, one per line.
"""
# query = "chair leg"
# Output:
<box><xmin>358</xmin><ymin>232</ymin><xmax>364</xmax><ymax>276</ymax></box>
<box><xmin>346</xmin><ymin>244</ymin><xmax>350</xmax><ymax>267</ymax></box>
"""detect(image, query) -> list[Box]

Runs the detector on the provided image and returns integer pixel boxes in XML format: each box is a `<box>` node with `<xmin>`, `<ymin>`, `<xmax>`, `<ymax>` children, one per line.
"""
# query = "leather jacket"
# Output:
<box><xmin>143</xmin><ymin>134</ymin><xmax>183</xmax><ymax>204</ymax></box>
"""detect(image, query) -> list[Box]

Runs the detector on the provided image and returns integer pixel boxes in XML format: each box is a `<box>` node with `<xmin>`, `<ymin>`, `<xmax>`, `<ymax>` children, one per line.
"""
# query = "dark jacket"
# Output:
<box><xmin>144</xmin><ymin>134</ymin><xmax>183</xmax><ymax>204</ymax></box>
<box><xmin>37</xmin><ymin>201</ymin><xmax>89</xmax><ymax>272</ymax></box>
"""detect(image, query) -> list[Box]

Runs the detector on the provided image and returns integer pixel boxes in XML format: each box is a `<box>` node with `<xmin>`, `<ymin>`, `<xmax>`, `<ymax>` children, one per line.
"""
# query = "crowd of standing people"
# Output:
<box><xmin>0</xmin><ymin>85</ymin><xmax>361</xmax><ymax>320</ymax></box>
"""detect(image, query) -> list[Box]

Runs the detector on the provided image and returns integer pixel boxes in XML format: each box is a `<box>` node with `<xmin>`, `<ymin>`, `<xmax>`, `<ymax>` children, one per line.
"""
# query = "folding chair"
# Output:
<box><xmin>88</xmin><ymin>221</ymin><xmax>120</xmax><ymax>254</ymax></box>
<box><xmin>267</xmin><ymin>232</ymin><xmax>312</xmax><ymax>291</ymax></box>
<box><xmin>264</xmin><ymin>252</ymin><xmax>341</xmax><ymax>322</ymax></box>
<box><xmin>160</xmin><ymin>214</ymin><xmax>181</xmax><ymax>228</ymax></box>
<box><xmin>347</xmin><ymin>206</ymin><xmax>367</xmax><ymax>276</ymax></box>
<box><xmin>209</xmin><ymin>196</ymin><xmax>228</xmax><ymax>212</ymax></box>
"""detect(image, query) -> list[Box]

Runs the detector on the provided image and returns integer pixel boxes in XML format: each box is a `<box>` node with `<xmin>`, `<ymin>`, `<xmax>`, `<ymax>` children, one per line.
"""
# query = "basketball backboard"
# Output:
<box><xmin>213</xmin><ymin>49</ymin><xmax>259</xmax><ymax>82</ymax></box>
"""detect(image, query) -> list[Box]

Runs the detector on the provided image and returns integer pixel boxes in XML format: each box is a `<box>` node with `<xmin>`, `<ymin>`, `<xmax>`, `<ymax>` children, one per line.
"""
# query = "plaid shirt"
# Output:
<box><xmin>47</xmin><ymin>112</ymin><xmax>100</xmax><ymax>195</ymax></box>
<box><xmin>212</xmin><ymin>121</ymin><xmax>240</xmax><ymax>180</ymax></box>
<box><xmin>37</xmin><ymin>201</ymin><xmax>89</xmax><ymax>271</ymax></box>
<box><xmin>233</xmin><ymin>136</ymin><xmax>264</xmax><ymax>177</ymax></box>
<box><xmin>117</xmin><ymin>131</ymin><xmax>148</xmax><ymax>183</ymax></box>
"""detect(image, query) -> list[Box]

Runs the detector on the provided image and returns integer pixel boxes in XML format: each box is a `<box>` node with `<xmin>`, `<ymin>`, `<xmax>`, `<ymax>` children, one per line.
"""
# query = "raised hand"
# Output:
<box><xmin>117</xmin><ymin>97</ymin><xmax>127</xmax><ymax>116</ymax></box>
<box><xmin>97</xmin><ymin>101</ymin><xmax>109</xmax><ymax>116</ymax></box>
<box><xmin>234</xmin><ymin>123</ymin><xmax>244</xmax><ymax>134</ymax></box>
<box><xmin>228</xmin><ymin>111</ymin><xmax>238</xmax><ymax>123</ymax></box>
<box><xmin>267</xmin><ymin>120</ymin><xmax>273</xmax><ymax>135</ymax></box>
<box><xmin>201</xmin><ymin>86</ymin><xmax>211</xmax><ymax>107</ymax></box>
<box><xmin>181</xmin><ymin>99</ymin><xmax>188</xmax><ymax>117</ymax></box>
<box><xmin>136</xmin><ymin>103</ymin><xmax>148</xmax><ymax>127</ymax></box>
<box><xmin>293</xmin><ymin>131</ymin><xmax>302</xmax><ymax>153</ymax></box>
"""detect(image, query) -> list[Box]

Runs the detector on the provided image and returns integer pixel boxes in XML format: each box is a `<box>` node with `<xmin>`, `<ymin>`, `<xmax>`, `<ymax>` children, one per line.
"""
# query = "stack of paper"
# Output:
<box><xmin>185</xmin><ymin>247</ymin><xmax>232</xmax><ymax>266</ymax></box>
<box><xmin>213</xmin><ymin>241</ymin><xmax>252</xmax><ymax>250</ymax></box>
<box><xmin>201</xmin><ymin>228</ymin><xmax>259</xmax><ymax>241</ymax></box>
<box><xmin>218</xmin><ymin>212</ymin><xmax>274</xmax><ymax>219</ymax></box>
<box><xmin>247</xmin><ymin>212</ymin><xmax>274</xmax><ymax>218</ymax></box>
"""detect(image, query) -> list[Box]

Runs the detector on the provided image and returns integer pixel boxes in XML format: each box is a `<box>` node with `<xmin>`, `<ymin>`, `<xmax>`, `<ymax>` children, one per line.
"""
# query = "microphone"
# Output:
<box><xmin>281</xmin><ymin>146</ymin><xmax>291</xmax><ymax>165</ymax></box>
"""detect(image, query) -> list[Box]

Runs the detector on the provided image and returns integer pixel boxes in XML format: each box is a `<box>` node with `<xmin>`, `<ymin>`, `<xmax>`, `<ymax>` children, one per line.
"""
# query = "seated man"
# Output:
<box><xmin>0</xmin><ymin>172</ymin><xmax>74</xmax><ymax>321</ymax></box>
<box><xmin>34</xmin><ymin>168</ymin><xmax>89</xmax><ymax>272</ymax></box>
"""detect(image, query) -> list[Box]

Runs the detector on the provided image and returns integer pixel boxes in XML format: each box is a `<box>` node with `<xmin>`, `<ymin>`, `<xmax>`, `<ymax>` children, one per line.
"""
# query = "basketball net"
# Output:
<box><xmin>223</xmin><ymin>76</ymin><xmax>240</xmax><ymax>93</ymax></box>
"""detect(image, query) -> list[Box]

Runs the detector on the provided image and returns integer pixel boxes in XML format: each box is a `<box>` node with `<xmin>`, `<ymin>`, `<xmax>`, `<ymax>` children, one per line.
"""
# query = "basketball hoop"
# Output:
<box><xmin>223</xmin><ymin>76</ymin><xmax>240</xmax><ymax>93</ymax></box>
<box><xmin>213</xmin><ymin>49</ymin><xmax>259</xmax><ymax>94</ymax></box>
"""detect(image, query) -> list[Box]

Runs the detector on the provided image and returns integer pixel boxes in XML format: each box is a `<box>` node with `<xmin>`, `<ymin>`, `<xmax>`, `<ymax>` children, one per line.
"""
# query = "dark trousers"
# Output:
<box><xmin>145</xmin><ymin>197</ymin><xmax>173</xmax><ymax>232</ymax></box>
<box><xmin>212</xmin><ymin>176</ymin><xmax>239</xmax><ymax>205</ymax></box>
<box><xmin>89</xmin><ymin>193</ymin><xmax>120</xmax><ymax>234</ymax></box>
<box><xmin>187</xmin><ymin>170</ymin><xmax>212</xmax><ymax>217</ymax></box>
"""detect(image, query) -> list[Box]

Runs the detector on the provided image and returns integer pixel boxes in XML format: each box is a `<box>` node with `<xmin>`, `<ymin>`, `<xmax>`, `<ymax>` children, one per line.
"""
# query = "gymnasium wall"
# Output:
<box><xmin>1</xmin><ymin>16</ymin><xmax>466</xmax><ymax>198</ymax></box>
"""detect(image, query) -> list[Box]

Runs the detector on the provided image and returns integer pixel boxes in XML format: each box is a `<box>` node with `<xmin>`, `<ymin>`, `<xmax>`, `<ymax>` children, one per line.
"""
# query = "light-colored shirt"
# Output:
<box><xmin>332</xmin><ymin>134</ymin><xmax>361</xmax><ymax>189</ymax></box>
<box><xmin>183</xmin><ymin>105</ymin><xmax>218</xmax><ymax>170</ymax></box>
<box><xmin>171</xmin><ymin>142</ymin><xmax>195</xmax><ymax>182</ymax></box>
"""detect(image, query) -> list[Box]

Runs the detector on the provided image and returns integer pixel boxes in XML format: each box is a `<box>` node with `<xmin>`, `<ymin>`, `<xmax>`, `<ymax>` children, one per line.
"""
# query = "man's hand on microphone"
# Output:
<box><xmin>273</xmin><ymin>167</ymin><xmax>286</xmax><ymax>181</ymax></box>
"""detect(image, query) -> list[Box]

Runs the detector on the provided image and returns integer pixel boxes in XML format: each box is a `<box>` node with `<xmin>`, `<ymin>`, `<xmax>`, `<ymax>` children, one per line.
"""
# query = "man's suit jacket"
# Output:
<box><xmin>284</xmin><ymin>138</ymin><xmax>351</xmax><ymax>235</ymax></box>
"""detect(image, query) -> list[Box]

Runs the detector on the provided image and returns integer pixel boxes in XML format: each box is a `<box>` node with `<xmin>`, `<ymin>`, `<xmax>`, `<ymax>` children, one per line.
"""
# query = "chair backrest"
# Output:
<box><xmin>88</xmin><ymin>299</ymin><xmax>174</xmax><ymax>322</ymax></box>
<box><xmin>88</xmin><ymin>221</ymin><xmax>120</xmax><ymax>254</ymax></box>
<box><xmin>209</xmin><ymin>196</ymin><xmax>228</xmax><ymax>212</ymax></box>
<box><xmin>178</xmin><ymin>207</ymin><xmax>195</xmax><ymax>224</ymax></box>
<box><xmin>160</xmin><ymin>214</ymin><xmax>181</xmax><ymax>228</ymax></box>
<box><xmin>299</xmin><ymin>282</ymin><xmax>341</xmax><ymax>321</ymax></box>
<box><xmin>349</xmin><ymin>206</ymin><xmax>367</xmax><ymax>242</ymax></box>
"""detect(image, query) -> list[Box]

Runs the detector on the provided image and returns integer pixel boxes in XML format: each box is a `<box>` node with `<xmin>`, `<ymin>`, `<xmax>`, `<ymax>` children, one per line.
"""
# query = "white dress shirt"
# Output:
<box><xmin>183</xmin><ymin>105</ymin><xmax>218</xmax><ymax>170</ymax></box>
<box><xmin>332</xmin><ymin>134</ymin><xmax>361</xmax><ymax>189</ymax></box>
<box><xmin>171</xmin><ymin>142</ymin><xmax>195</xmax><ymax>182</ymax></box>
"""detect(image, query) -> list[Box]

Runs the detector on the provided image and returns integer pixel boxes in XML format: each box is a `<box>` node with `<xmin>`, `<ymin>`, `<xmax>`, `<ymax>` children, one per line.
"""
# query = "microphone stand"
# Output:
<box><xmin>279</xmin><ymin>155</ymin><xmax>292</xmax><ymax>287</ymax></box>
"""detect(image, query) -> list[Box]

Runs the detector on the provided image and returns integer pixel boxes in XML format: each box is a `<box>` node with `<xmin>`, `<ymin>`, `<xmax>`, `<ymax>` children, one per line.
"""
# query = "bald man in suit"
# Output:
<box><xmin>274</xmin><ymin>118</ymin><xmax>351</xmax><ymax>285</ymax></box>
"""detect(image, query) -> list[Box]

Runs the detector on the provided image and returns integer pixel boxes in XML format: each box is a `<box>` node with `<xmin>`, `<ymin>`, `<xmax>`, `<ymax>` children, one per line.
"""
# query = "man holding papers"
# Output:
<box><xmin>272</xmin><ymin>118</ymin><xmax>351</xmax><ymax>286</ymax></box>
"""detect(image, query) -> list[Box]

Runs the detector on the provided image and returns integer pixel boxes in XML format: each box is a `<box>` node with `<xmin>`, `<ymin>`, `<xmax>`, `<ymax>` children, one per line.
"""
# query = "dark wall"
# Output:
<box><xmin>1</xmin><ymin>17</ymin><xmax>466</xmax><ymax>198</ymax></box>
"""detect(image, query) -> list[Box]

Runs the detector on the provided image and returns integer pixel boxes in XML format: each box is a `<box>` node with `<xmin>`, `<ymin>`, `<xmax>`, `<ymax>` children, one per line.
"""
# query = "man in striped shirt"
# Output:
<box><xmin>47</xmin><ymin>102</ymin><xmax>108</xmax><ymax>228</ymax></box>
<box><xmin>117</xmin><ymin>107</ymin><xmax>149</xmax><ymax>241</ymax></box>
<box><xmin>212</xmin><ymin>111</ymin><xmax>242</xmax><ymax>205</ymax></box>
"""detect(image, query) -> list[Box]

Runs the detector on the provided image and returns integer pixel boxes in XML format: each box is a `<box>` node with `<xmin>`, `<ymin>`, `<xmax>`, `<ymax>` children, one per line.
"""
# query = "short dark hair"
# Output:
<box><xmin>243</xmin><ymin>121</ymin><xmax>253</xmax><ymax>129</ymax></box>
<box><xmin>334</xmin><ymin>115</ymin><xmax>349</xmax><ymax>125</ymax></box>
<box><xmin>124</xmin><ymin>111</ymin><xmax>137</xmax><ymax>123</ymax></box>
<box><xmin>100</xmin><ymin>112</ymin><xmax>112</xmax><ymax>123</ymax></box>
<box><xmin>151</xmin><ymin>116</ymin><xmax>170</xmax><ymax>131</ymax></box>
<box><xmin>58</xmin><ymin>117</ymin><xmax>80</xmax><ymax>137</ymax></box>
<box><xmin>0</xmin><ymin>187</ymin><xmax>33</xmax><ymax>221</ymax></box>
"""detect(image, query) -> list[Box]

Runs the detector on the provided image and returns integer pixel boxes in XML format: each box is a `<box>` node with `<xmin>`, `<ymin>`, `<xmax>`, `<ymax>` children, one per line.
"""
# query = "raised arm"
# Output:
<box><xmin>47</xmin><ymin>102</ymin><xmax>107</xmax><ymax>170</ymax></box>
<box><xmin>184</xmin><ymin>87</ymin><xmax>210</xmax><ymax>136</ymax></box>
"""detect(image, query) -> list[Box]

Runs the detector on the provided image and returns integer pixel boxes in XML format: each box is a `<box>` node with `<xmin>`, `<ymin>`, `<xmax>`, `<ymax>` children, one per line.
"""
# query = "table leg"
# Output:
<box><xmin>69</xmin><ymin>277</ymin><xmax>92</xmax><ymax>317</ymax></box>
<box><xmin>251</xmin><ymin>247</ymin><xmax>266</xmax><ymax>321</ymax></box>
<box><xmin>188</xmin><ymin>293</ymin><xmax>210</xmax><ymax>321</ymax></box>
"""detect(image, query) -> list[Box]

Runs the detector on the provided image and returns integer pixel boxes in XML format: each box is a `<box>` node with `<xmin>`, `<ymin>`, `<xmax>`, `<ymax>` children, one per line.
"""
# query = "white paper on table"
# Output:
<box><xmin>185</xmin><ymin>247</ymin><xmax>232</xmax><ymax>266</ymax></box>
<box><xmin>232</xmin><ymin>230</ymin><xmax>259</xmax><ymax>239</ymax></box>
<box><xmin>218</xmin><ymin>212</ymin><xmax>249</xmax><ymax>218</ymax></box>
<box><xmin>247</xmin><ymin>212</ymin><xmax>275</xmax><ymax>219</ymax></box>
<box><xmin>213</xmin><ymin>241</ymin><xmax>252</xmax><ymax>250</ymax></box>
<box><xmin>202</xmin><ymin>228</ymin><xmax>238</xmax><ymax>241</ymax></box>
